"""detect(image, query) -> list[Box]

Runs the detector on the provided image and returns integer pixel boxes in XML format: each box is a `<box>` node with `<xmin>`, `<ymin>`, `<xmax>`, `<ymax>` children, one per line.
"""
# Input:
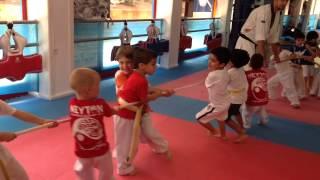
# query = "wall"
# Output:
<box><xmin>27</xmin><ymin>0</ymin><xmax>74</xmax><ymax>99</ymax></box>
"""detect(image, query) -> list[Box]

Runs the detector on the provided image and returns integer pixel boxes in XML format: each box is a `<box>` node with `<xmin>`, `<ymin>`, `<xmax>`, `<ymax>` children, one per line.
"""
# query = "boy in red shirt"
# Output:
<box><xmin>69</xmin><ymin>68</ymin><xmax>117</xmax><ymax>180</ymax></box>
<box><xmin>115</xmin><ymin>47</ymin><xmax>173</xmax><ymax>176</ymax></box>
<box><xmin>242</xmin><ymin>54</ymin><xmax>269</xmax><ymax>129</ymax></box>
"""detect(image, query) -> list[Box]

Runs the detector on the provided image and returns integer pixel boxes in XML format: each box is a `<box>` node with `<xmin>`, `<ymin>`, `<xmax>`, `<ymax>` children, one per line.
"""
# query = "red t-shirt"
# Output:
<box><xmin>118</xmin><ymin>71</ymin><xmax>148</xmax><ymax>119</ymax></box>
<box><xmin>245</xmin><ymin>69</ymin><xmax>268</xmax><ymax>106</ymax></box>
<box><xmin>69</xmin><ymin>98</ymin><xmax>112</xmax><ymax>158</ymax></box>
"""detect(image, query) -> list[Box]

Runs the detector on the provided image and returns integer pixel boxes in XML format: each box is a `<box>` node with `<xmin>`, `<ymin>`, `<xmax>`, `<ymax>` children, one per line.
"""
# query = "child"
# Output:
<box><xmin>69</xmin><ymin>68</ymin><xmax>116</xmax><ymax>180</ymax></box>
<box><xmin>225</xmin><ymin>49</ymin><xmax>249</xmax><ymax>142</ymax></box>
<box><xmin>289</xmin><ymin>31</ymin><xmax>315</xmax><ymax>98</ymax></box>
<box><xmin>306</xmin><ymin>31</ymin><xmax>320</xmax><ymax>97</ymax></box>
<box><xmin>303</xmin><ymin>31</ymin><xmax>318</xmax><ymax>95</ymax></box>
<box><xmin>115</xmin><ymin>47</ymin><xmax>173</xmax><ymax>176</ymax></box>
<box><xmin>195</xmin><ymin>47</ymin><xmax>231</xmax><ymax>140</ymax></box>
<box><xmin>114</xmin><ymin>46</ymin><xmax>134</xmax><ymax>95</ymax></box>
<box><xmin>0</xmin><ymin>99</ymin><xmax>57</xmax><ymax>180</ymax></box>
<box><xmin>242</xmin><ymin>54</ymin><xmax>269</xmax><ymax>128</ymax></box>
<box><xmin>268</xmin><ymin>46</ymin><xmax>301</xmax><ymax>108</ymax></box>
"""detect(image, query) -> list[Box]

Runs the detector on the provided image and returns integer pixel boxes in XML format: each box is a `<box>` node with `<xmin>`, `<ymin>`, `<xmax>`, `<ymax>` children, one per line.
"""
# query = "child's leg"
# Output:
<box><xmin>242</xmin><ymin>105</ymin><xmax>257</xmax><ymax>129</ymax></box>
<box><xmin>195</xmin><ymin>104</ymin><xmax>219</xmax><ymax>135</ymax></box>
<box><xmin>217</xmin><ymin>120</ymin><xmax>226</xmax><ymax>139</ymax></box>
<box><xmin>74</xmin><ymin>158</ymin><xmax>94</xmax><ymax>180</ymax></box>
<box><xmin>197</xmin><ymin>121</ymin><xmax>219</xmax><ymax>135</ymax></box>
<box><xmin>228</xmin><ymin>104</ymin><xmax>245</xmax><ymax>130</ymax></box>
<box><xmin>95</xmin><ymin>152</ymin><xmax>115</xmax><ymax>180</ymax></box>
<box><xmin>279</xmin><ymin>72</ymin><xmax>300</xmax><ymax>106</ymax></box>
<box><xmin>310</xmin><ymin>70</ymin><xmax>319</xmax><ymax>95</ymax></box>
<box><xmin>257</xmin><ymin>106</ymin><xmax>269</xmax><ymax>125</ymax></box>
<box><xmin>293</xmin><ymin>67</ymin><xmax>306</xmax><ymax>99</ymax></box>
<box><xmin>267</xmin><ymin>74</ymin><xmax>281</xmax><ymax>99</ymax></box>
<box><xmin>140</xmin><ymin>113</ymin><xmax>169</xmax><ymax>154</ymax></box>
<box><xmin>0</xmin><ymin>145</ymin><xmax>28</xmax><ymax>180</ymax></box>
<box><xmin>225</xmin><ymin>119</ymin><xmax>244</xmax><ymax>135</ymax></box>
<box><xmin>114</xmin><ymin>115</ymin><xmax>135</xmax><ymax>175</ymax></box>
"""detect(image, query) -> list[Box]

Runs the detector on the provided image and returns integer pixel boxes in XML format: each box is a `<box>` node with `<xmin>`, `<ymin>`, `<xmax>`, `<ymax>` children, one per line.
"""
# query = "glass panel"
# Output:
<box><xmin>0</xmin><ymin>0</ymin><xmax>22</xmax><ymax>21</ymax></box>
<box><xmin>110</xmin><ymin>0</ymin><xmax>152</xmax><ymax>20</ymax></box>
<box><xmin>102</xmin><ymin>36</ymin><xmax>147</xmax><ymax>68</ymax></box>
<box><xmin>0</xmin><ymin>22</ymin><xmax>39</xmax><ymax>95</ymax></box>
<box><xmin>75</xmin><ymin>20</ymin><xmax>162</xmax><ymax>40</ymax></box>
<box><xmin>0</xmin><ymin>74</ymin><xmax>38</xmax><ymax>95</ymax></box>
<box><xmin>184</xmin><ymin>18</ymin><xmax>220</xmax><ymax>51</ymax></box>
<box><xmin>185</xmin><ymin>31</ymin><xmax>209</xmax><ymax>51</ymax></box>
<box><xmin>74</xmin><ymin>19</ymin><xmax>162</xmax><ymax>69</ymax></box>
<box><xmin>0</xmin><ymin>23</ymin><xmax>38</xmax><ymax>44</ymax></box>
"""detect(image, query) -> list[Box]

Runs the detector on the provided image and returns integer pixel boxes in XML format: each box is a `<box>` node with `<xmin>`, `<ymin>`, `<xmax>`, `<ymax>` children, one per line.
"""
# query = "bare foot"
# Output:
<box><xmin>233</xmin><ymin>134</ymin><xmax>248</xmax><ymax>143</ymax></box>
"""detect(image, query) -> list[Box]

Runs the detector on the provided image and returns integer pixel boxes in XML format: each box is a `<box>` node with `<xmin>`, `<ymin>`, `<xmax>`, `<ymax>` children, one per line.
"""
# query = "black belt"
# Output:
<box><xmin>239</xmin><ymin>32</ymin><xmax>257</xmax><ymax>47</ymax></box>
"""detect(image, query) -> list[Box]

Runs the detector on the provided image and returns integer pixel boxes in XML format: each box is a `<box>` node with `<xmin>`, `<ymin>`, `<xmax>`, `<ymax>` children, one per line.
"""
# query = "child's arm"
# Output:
<box><xmin>147</xmin><ymin>90</ymin><xmax>163</xmax><ymax>101</ymax></box>
<box><xmin>0</xmin><ymin>132</ymin><xmax>16</xmax><ymax>142</ymax></box>
<box><xmin>149</xmin><ymin>87</ymin><xmax>175</xmax><ymax>98</ymax></box>
<box><xmin>12</xmin><ymin>110</ymin><xmax>58</xmax><ymax>128</ymax></box>
<box><xmin>0</xmin><ymin>100</ymin><xmax>57</xmax><ymax>128</ymax></box>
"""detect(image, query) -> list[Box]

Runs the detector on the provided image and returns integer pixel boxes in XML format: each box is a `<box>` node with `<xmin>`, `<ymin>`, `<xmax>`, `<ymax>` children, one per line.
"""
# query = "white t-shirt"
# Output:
<box><xmin>206</xmin><ymin>69</ymin><xmax>230</xmax><ymax>110</ymax></box>
<box><xmin>0</xmin><ymin>100</ymin><xmax>16</xmax><ymax>116</ymax></box>
<box><xmin>227</xmin><ymin>68</ymin><xmax>248</xmax><ymax>104</ymax></box>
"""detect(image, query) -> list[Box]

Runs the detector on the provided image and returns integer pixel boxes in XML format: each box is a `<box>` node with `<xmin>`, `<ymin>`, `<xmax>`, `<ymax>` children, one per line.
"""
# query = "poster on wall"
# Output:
<box><xmin>193</xmin><ymin>0</ymin><xmax>213</xmax><ymax>12</ymax></box>
<box><xmin>74</xmin><ymin>0</ymin><xmax>110</xmax><ymax>20</ymax></box>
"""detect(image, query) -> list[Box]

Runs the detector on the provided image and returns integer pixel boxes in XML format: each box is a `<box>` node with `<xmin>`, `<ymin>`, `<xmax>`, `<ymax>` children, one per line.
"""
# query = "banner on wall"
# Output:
<box><xmin>193</xmin><ymin>0</ymin><xmax>214</xmax><ymax>12</ymax></box>
<box><xmin>74</xmin><ymin>0</ymin><xmax>110</xmax><ymax>20</ymax></box>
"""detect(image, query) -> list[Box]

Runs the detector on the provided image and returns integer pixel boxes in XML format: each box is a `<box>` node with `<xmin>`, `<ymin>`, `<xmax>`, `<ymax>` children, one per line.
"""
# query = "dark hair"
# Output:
<box><xmin>210</xmin><ymin>47</ymin><xmax>230</xmax><ymax>65</ymax></box>
<box><xmin>249</xmin><ymin>53</ymin><xmax>264</xmax><ymax>69</ymax></box>
<box><xmin>115</xmin><ymin>46</ymin><xmax>134</xmax><ymax>60</ymax></box>
<box><xmin>230</xmin><ymin>49</ymin><xmax>250</xmax><ymax>68</ymax></box>
<box><xmin>132</xmin><ymin>47</ymin><xmax>157</xmax><ymax>69</ymax></box>
<box><xmin>294</xmin><ymin>31</ymin><xmax>305</xmax><ymax>40</ymax></box>
<box><xmin>306</xmin><ymin>31</ymin><xmax>319</xmax><ymax>41</ymax></box>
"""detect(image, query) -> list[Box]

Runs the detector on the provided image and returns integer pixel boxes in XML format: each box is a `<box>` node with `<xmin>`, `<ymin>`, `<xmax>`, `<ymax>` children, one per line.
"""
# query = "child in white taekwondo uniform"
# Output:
<box><xmin>268</xmin><ymin>46</ymin><xmax>301</xmax><ymax>108</ymax></box>
<box><xmin>196</xmin><ymin>47</ymin><xmax>231</xmax><ymax>140</ymax></box>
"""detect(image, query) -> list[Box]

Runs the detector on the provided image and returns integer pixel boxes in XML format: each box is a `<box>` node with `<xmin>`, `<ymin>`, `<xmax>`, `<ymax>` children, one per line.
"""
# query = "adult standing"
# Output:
<box><xmin>235</xmin><ymin>0</ymin><xmax>289</xmax><ymax>63</ymax></box>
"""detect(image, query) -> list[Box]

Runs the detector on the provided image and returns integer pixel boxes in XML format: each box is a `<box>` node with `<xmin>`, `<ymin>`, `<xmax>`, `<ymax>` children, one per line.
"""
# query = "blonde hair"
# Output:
<box><xmin>69</xmin><ymin>68</ymin><xmax>100</xmax><ymax>93</ymax></box>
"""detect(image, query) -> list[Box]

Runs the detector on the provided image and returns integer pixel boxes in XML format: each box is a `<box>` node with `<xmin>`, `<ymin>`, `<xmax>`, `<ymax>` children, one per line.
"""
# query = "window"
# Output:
<box><xmin>110</xmin><ymin>0</ymin><xmax>153</xmax><ymax>19</ymax></box>
<box><xmin>0</xmin><ymin>0</ymin><xmax>22</xmax><ymax>21</ymax></box>
<box><xmin>193</xmin><ymin>0</ymin><xmax>214</xmax><ymax>18</ymax></box>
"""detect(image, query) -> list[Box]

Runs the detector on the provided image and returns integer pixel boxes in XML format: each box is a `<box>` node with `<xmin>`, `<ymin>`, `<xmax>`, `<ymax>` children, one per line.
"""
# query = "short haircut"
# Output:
<box><xmin>249</xmin><ymin>53</ymin><xmax>264</xmax><ymax>70</ymax></box>
<box><xmin>306</xmin><ymin>31</ymin><xmax>319</xmax><ymax>42</ymax></box>
<box><xmin>115</xmin><ymin>46</ymin><xmax>134</xmax><ymax>60</ymax></box>
<box><xmin>132</xmin><ymin>47</ymin><xmax>157</xmax><ymax>69</ymax></box>
<box><xmin>230</xmin><ymin>49</ymin><xmax>250</xmax><ymax>68</ymax></box>
<box><xmin>210</xmin><ymin>47</ymin><xmax>230</xmax><ymax>65</ymax></box>
<box><xmin>294</xmin><ymin>30</ymin><xmax>305</xmax><ymax>40</ymax></box>
<box><xmin>69</xmin><ymin>68</ymin><xmax>100</xmax><ymax>92</ymax></box>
